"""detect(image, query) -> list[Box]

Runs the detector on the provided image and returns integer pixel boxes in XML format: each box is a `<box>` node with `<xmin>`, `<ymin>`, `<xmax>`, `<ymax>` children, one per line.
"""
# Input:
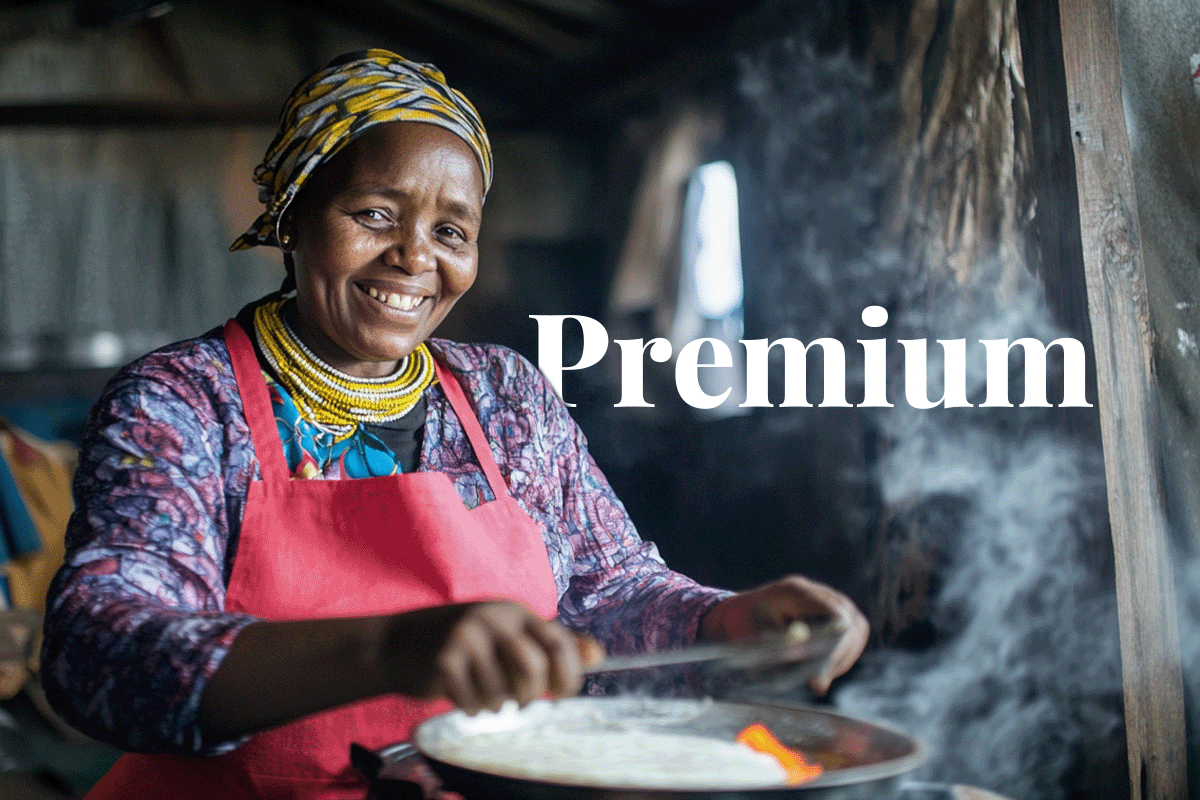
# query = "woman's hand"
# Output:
<box><xmin>381</xmin><ymin>601</ymin><xmax>599</xmax><ymax>714</ymax></box>
<box><xmin>699</xmin><ymin>575</ymin><xmax>868</xmax><ymax>695</ymax></box>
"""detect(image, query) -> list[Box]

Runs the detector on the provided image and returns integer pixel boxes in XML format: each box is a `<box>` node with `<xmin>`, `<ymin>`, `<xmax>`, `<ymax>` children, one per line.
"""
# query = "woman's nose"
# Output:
<box><xmin>387</xmin><ymin>230</ymin><xmax>435</xmax><ymax>274</ymax></box>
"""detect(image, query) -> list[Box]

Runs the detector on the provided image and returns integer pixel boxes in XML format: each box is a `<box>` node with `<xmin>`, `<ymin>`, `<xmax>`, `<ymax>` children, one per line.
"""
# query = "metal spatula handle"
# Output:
<box><xmin>583</xmin><ymin>620</ymin><xmax>843</xmax><ymax>675</ymax></box>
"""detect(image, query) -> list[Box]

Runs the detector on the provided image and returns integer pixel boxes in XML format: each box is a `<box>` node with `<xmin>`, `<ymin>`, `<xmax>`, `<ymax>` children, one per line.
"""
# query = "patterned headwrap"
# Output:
<box><xmin>230</xmin><ymin>49</ymin><xmax>492</xmax><ymax>252</ymax></box>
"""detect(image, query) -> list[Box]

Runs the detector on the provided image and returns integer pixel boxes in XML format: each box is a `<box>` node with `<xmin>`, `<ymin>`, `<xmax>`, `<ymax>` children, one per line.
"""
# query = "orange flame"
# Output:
<box><xmin>736</xmin><ymin>722</ymin><xmax>824</xmax><ymax>785</ymax></box>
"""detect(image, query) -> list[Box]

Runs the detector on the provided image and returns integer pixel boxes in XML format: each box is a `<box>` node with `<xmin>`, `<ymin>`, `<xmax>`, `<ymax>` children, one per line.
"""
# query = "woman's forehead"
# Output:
<box><xmin>302</xmin><ymin>122</ymin><xmax>485</xmax><ymax>207</ymax></box>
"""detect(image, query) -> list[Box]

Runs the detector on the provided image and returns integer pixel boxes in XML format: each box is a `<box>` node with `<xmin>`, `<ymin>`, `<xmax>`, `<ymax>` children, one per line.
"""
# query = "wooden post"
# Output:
<box><xmin>1056</xmin><ymin>2</ymin><xmax>1187</xmax><ymax>798</ymax></box>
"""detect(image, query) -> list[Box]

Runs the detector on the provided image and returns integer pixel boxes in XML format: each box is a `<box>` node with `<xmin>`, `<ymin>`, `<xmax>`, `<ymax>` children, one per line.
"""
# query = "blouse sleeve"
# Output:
<box><xmin>510</xmin><ymin>355</ymin><xmax>730</xmax><ymax>655</ymax></box>
<box><xmin>40</xmin><ymin>347</ymin><xmax>260</xmax><ymax>756</ymax></box>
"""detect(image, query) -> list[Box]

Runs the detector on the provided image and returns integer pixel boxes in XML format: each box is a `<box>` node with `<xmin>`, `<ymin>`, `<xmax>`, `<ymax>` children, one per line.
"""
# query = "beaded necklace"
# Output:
<box><xmin>253</xmin><ymin>298</ymin><xmax>435</xmax><ymax>442</ymax></box>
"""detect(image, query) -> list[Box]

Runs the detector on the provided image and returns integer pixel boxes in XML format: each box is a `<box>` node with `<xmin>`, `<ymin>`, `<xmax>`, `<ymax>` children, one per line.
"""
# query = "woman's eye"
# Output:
<box><xmin>354</xmin><ymin>209</ymin><xmax>390</xmax><ymax>226</ymax></box>
<box><xmin>436</xmin><ymin>226</ymin><xmax>467</xmax><ymax>243</ymax></box>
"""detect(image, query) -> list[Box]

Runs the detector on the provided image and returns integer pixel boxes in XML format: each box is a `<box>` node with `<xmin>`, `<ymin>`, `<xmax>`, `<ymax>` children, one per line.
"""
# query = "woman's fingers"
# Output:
<box><xmin>525</xmin><ymin>620</ymin><xmax>588</xmax><ymax>699</ymax></box>
<box><xmin>397</xmin><ymin>601</ymin><xmax>584</xmax><ymax>714</ymax></box>
<box><xmin>494</xmin><ymin>624</ymin><xmax>552</xmax><ymax>707</ymax></box>
<box><xmin>701</xmin><ymin>575</ymin><xmax>869</xmax><ymax>695</ymax></box>
<box><xmin>808</xmin><ymin>594</ymin><xmax>869</xmax><ymax>695</ymax></box>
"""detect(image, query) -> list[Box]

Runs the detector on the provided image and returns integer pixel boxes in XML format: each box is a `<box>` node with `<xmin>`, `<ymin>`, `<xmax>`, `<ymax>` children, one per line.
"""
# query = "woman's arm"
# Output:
<box><xmin>196</xmin><ymin>601</ymin><xmax>587</xmax><ymax>742</ymax></box>
<box><xmin>41</xmin><ymin>343</ymin><xmax>261</xmax><ymax>754</ymax></box>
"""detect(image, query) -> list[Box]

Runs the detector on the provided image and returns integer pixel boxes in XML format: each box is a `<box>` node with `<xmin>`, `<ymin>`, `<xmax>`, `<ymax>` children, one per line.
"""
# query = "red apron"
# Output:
<box><xmin>85</xmin><ymin>319</ymin><xmax>559</xmax><ymax>799</ymax></box>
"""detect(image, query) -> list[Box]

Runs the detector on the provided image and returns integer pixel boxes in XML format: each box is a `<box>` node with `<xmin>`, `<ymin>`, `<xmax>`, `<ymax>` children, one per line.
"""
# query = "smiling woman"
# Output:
<box><xmin>38</xmin><ymin>49</ymin><xmax>869</xmax><ymax>800</ymax></box>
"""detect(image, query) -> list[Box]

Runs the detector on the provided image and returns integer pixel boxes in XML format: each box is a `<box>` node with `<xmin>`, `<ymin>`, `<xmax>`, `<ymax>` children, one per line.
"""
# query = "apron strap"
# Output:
<box><xmin>433</xmin><ymin>359</ymin><xmax>511</xmax><ymax>501</ymax></box>
<box><xmin>224</xmin><ymin>318</ymin><xmax>290</xmax><ymax>482</ymax></box>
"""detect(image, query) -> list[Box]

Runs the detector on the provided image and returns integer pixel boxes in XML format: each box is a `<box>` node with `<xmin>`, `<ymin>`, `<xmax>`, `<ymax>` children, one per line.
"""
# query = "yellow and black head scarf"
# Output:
<box><xmin>231</xmin><ymin>49</ymin><xmax>492</xmax><ymax>252</ymax></box>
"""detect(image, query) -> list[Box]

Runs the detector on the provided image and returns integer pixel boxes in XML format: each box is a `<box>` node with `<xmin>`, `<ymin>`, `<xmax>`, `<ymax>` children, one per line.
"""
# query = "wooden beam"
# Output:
<box><xmin>1056</xmin><ymin>2</ymin><xmax>1187</xmax><ymax>799</ymax></box>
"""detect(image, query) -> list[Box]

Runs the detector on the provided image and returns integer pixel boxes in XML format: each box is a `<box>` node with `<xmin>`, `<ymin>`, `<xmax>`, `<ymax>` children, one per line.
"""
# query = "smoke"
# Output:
<box><xmin>836</xmin><ymin>263</ymin><xmax>1123</xmax><ymax>800</ymax></box>
<box><xmin>732</xmin><ymin>20</ymin><xmax>1124</xmax><ymax>800</ymax></box>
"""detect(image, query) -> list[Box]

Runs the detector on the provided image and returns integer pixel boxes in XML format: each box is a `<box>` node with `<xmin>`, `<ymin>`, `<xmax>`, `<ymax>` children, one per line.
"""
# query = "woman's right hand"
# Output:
<box><xmin>380</xmin><ymin>601</ymin><xmax>601</xmax><ymax>714</ymax></box>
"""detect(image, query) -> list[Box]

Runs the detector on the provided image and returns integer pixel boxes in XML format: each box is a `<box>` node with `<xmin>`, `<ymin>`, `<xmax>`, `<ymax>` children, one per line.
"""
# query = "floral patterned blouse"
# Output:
<box><xmin>40</xmin><ymin>323</ymin><xmax>728</xmax><ymax>756</ymax></box>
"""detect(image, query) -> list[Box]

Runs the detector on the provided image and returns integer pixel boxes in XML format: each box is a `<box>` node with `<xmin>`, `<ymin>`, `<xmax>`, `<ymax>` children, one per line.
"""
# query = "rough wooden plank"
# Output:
<box><xmin>1056</xmin><ymin>2</ymin><xmax>1187</xmax><ymax>799</ymax></box>
<box><xmin>1015</xmin><ymin>0</ymin><xmax>1102</xmax><ymax>444</ymax></box>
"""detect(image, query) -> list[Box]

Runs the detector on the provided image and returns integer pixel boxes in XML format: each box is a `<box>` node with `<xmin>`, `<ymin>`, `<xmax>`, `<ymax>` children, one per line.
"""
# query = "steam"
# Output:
<box><xmin>734</xmin><ymin>22</ymin><xmax>1123</xmax><ymax>800</ymax></box>
<box><xmin>836</xmin><ymin>265</ymin><xmax>1122</xmax><ymax>800</ymax></box>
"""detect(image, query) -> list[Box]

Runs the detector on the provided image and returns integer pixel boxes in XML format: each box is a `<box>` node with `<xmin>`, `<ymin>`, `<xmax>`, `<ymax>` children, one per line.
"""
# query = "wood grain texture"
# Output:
<box><xmin>1056</xmin><ymin>1</ymin><xmax>1186</xmax><ymax>798</ymax></box>
<box><xmin>888</xmin><ymin>0</ymin><xmax>1033</xmax><ymax>292</ymax></box>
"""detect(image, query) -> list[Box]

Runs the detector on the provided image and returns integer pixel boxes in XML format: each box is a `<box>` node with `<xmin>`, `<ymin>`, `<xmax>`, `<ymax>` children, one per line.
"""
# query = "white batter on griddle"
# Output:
<box><xmin>423</xmin><ymin>727</ymin><xmax>789</xmax><ymax>789</ymax></box>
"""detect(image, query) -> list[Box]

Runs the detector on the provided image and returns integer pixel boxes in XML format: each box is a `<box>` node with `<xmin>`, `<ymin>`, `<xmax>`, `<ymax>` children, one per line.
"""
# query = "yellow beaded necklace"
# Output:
<box><xmin>253</xmin><ymin>298</ymin><xmax>435</xmax><ymax>442</ymax></box>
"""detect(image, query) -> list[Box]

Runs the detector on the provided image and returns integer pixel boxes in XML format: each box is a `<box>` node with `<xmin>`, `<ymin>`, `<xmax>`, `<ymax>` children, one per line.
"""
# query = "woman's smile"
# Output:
<box><xmin>361</xmin><ymin>284</ymin><xmax>426</xmax><ymax>313</ymax></box>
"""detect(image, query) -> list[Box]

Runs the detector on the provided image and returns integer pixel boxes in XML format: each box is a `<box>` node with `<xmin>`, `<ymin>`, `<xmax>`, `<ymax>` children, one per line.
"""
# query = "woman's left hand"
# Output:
<box><xmin>699</xmin><ymin>575</ymin><xmax>868</xmax><ymax>695</ymax></box>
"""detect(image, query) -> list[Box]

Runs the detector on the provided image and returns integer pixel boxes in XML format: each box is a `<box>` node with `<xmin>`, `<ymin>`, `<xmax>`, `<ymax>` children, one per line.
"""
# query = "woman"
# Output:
<box><xmin>41</xmin><ymin>50</ymin><xmax>868</xmax><ymax>799</ymax></box>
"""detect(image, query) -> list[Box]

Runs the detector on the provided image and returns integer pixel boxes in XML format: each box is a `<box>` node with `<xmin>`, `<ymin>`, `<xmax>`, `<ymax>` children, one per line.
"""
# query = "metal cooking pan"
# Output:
<box><xmin>358</xmin><ymin>697</ymin><xmax>927</xmax><ymax>800</ymax></box>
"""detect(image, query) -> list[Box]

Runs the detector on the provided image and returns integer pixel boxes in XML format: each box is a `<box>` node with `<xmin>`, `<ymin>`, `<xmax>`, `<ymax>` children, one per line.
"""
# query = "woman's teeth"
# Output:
<box><xmin>366</xmin><ymin>286</ymin><xmax>423</xmax><ymax>311</ymax></box>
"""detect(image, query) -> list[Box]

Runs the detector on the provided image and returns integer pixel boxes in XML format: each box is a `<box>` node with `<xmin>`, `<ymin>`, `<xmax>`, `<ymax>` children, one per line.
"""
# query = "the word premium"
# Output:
<box><xmin>530</xmin><ymin>307</ymin><xmax>1092</xmax><ymax>410</ymax></box>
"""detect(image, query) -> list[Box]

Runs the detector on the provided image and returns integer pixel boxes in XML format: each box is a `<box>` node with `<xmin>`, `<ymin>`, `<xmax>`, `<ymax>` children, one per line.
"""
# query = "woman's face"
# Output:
<box><xmin>284</xmin><ymin>122</ymin><xmax>484</xmax><ymax>378</ymax></box>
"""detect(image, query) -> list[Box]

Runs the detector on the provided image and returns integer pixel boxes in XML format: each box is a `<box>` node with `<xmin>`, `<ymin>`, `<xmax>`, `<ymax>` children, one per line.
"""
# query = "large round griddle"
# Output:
<box><xmin>372</xmin><ymin>697</ymin><xmax>927</xmax><ymax>800</ymax></box>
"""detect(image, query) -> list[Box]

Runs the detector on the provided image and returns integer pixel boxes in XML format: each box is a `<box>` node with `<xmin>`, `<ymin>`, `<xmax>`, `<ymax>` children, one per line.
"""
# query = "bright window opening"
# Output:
<box><xmin>684</xmin><ymin>160</ymin><xmax>744</xmax><ymax>320</ymax></box>
<box><xmin>672</xmin><ymin>159</ymin><xmax>747</xmax><ymax>419</ymax></box>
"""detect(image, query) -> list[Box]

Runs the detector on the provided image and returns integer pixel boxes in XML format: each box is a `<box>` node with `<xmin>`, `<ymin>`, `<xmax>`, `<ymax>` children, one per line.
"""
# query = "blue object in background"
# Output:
<box><xmin>0</xmin><ymin>454</ymin><xmax>42</xmax><ymax>607</ymax></box>
<box><xmin>0</xmin><ymin>399</ymin><xmax>95</xmax><ymax>445</ymax></box>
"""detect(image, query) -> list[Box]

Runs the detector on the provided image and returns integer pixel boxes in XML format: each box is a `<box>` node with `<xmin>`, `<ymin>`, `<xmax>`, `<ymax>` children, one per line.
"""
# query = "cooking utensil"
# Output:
<box><xmin>357</xmin><ymin>696</ymin><xmax>927</xmax><ymax>800</ymax></box>
<box><xmin>585</xmin><ymin>618</ymin><xmax>840</xmax><ymax>676</ymax></box>
<box><xmin>584</xmin><ymin>621</ymin><xmax>842</xmax><ymax>677</ymax></box>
